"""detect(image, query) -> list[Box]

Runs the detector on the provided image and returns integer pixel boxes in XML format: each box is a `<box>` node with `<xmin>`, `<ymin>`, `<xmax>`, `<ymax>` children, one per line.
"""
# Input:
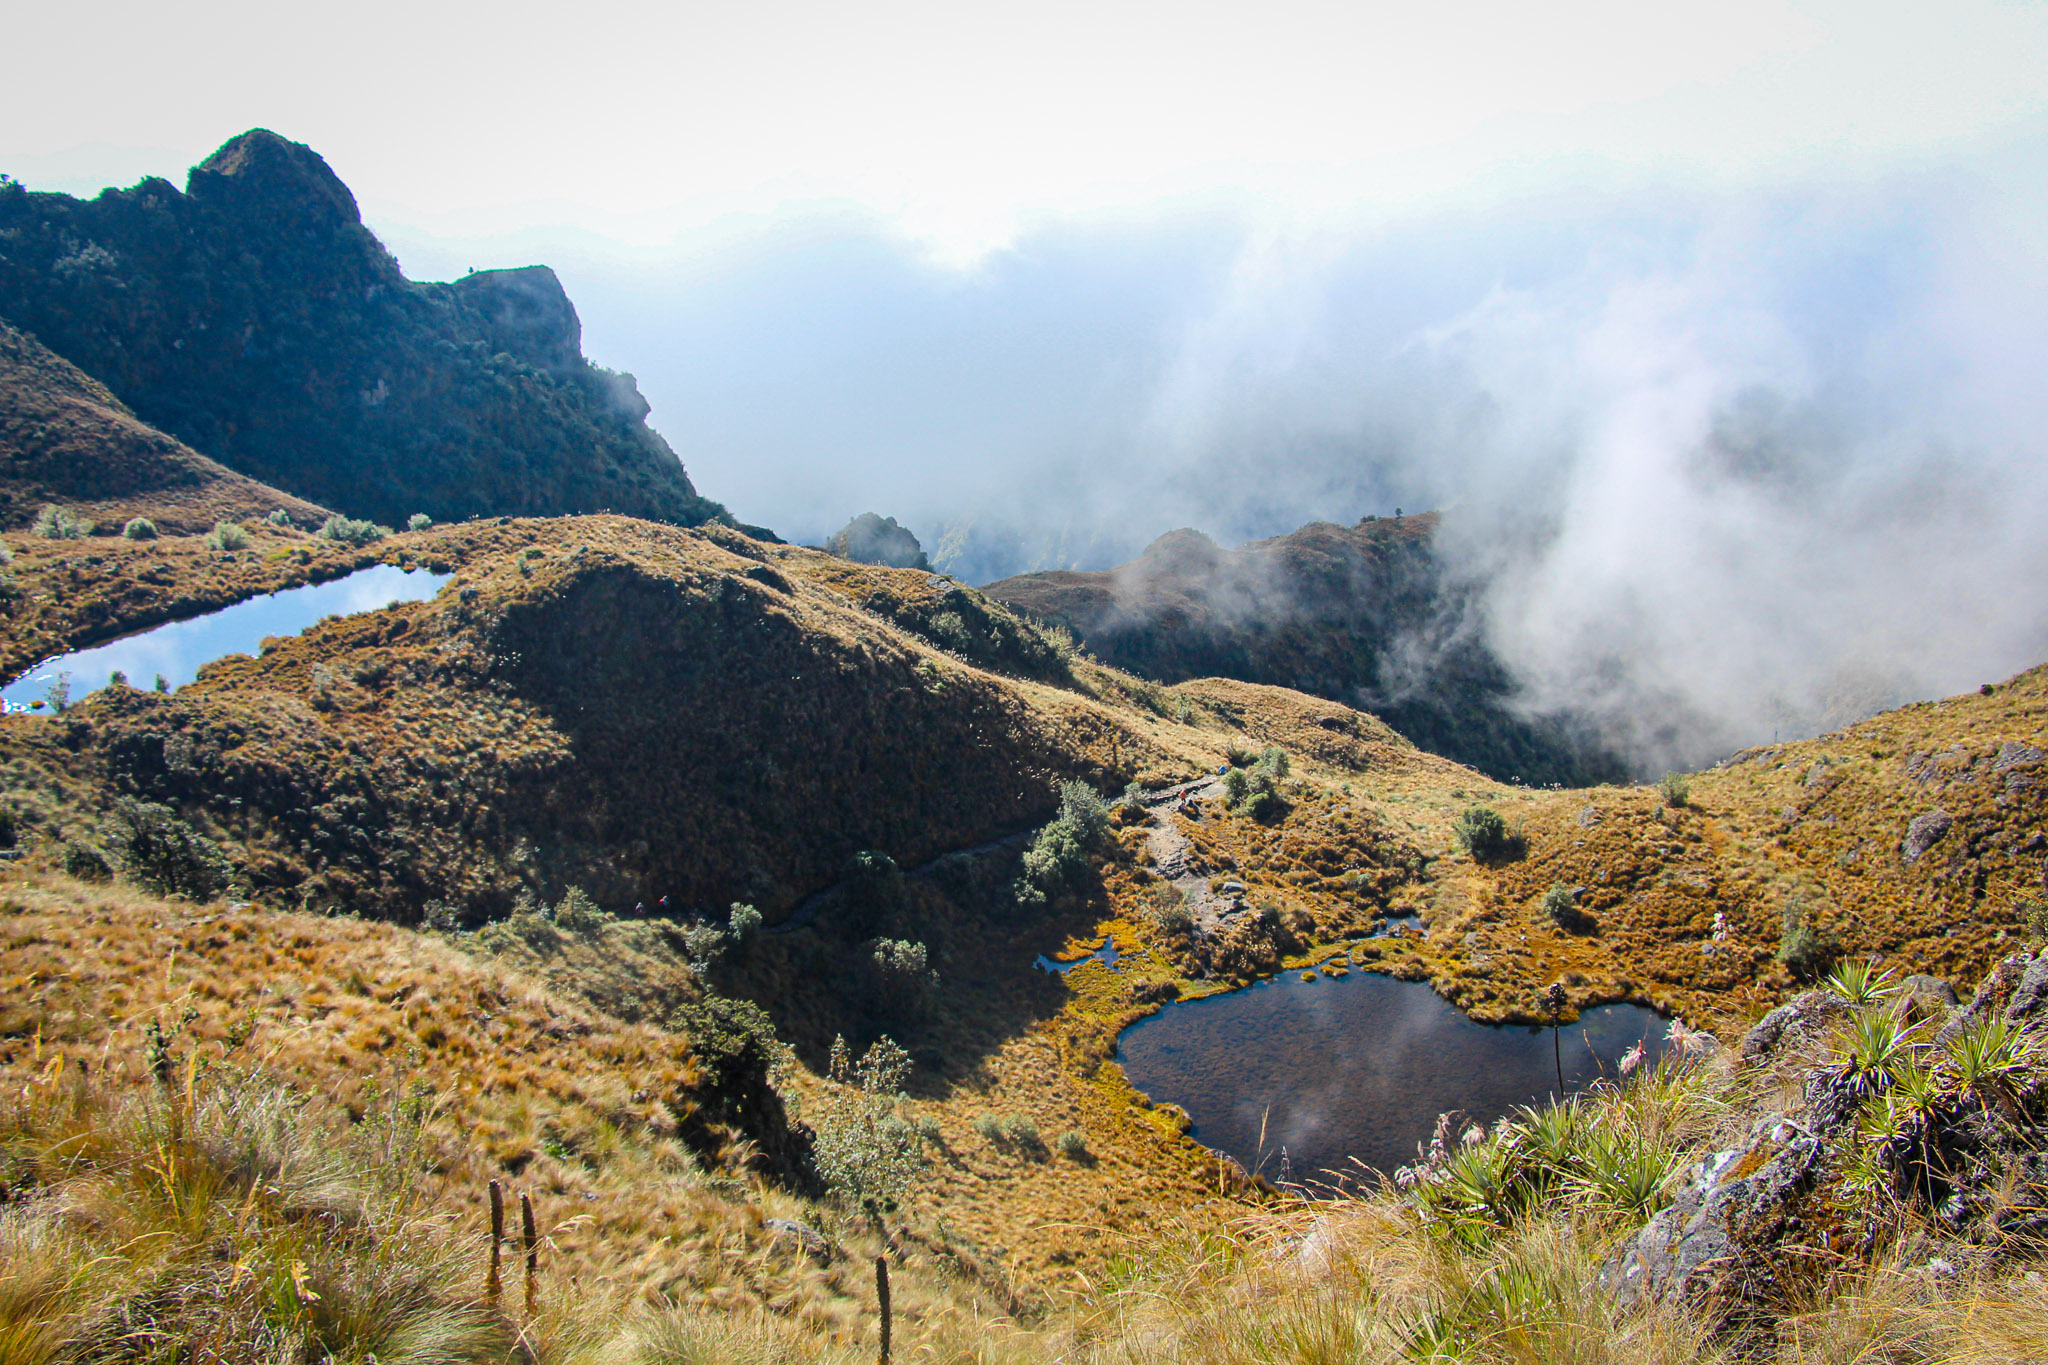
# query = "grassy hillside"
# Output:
<box><xmin>984</xmin><ymin>513</ymin><xmax>1622</xmax><ymax>787</ymax></box>
<box><xmin>0</xmin><ymin>318</ymin><xmax>333</xmax><ymax>533</ymax></box>
<box><xmin>0</xmin><ymin>132</ymin><xmax>726</xmax><ymax>528</ymax></box>
<box><xmin>2</xmin><ymin>512</ymin><xmax>2045</xmax><ymax>1359</ymax></box>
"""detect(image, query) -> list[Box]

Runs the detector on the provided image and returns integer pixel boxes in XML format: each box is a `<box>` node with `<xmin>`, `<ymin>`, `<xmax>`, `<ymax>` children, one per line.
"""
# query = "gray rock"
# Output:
<box><xmin>1902</xmin><ymin>809</ymin><xmax>1954</xmax><ymax>864</ymax></box>
<box><xmin>1604</xmin><ymin>1114</ymin><xmax>1829</xmax><ymax>1310</ymax></box>
<box><xmin>1577</xmin><ymin>805</ymin><xmax>1602</xmax><ymax>828</ymax></box>
<box><xmin>764</xmin><ymin>1217</ymin><xmax>834</xmax><ymax>1262</ymax></box>
<box><xmin>1995</xmin><ymin>742</ymin><xmax>2045</xmax><ymax>772</ymax></box>
<box><xmin>1892</xmin><ymin>974</ymin><xmax>1960</xmax><ymax>1027</ymax></box>
<box><xmin>1739</xmin><ymin>990</ymin><xmax>1852</xmax><ymax>1069</ymax></box>
<box><xmin>1935</xmin><ymin>951</ymin><xmax>2048</xmax><ymax>1048</ymax></box>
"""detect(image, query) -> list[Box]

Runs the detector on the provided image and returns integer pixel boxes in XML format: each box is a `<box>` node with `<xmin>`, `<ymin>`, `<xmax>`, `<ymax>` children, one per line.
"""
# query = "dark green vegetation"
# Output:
<box><xmin>984</xmin><ymin>515</ymin><xmax>1623</xmax><ymax>786</ymax></box>
<box><xmin>0</xmin><ymin>318</ymin><xmax>333</xmax><ymax>533</ymax></box>
<box><xmin>0</xmin><ymin>131</ymin><xmax>726</xmax><ymax>528</ymax></box>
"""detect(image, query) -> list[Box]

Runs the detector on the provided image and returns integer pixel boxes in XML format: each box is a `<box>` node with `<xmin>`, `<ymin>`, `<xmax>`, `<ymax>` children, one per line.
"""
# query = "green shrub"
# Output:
<box><xmin>316</xmin><ymin>514</ymin><xmax>390</xmax><ymax>546</ymax></box>
<box><xmin>1541</xmin><ymin>884</ymin><xmax>1576</xmax><ymax>926</ymax></box>
<box><xmin>266</xmin><ymin>508</ymin><xmax>295</xmax><ymax>528</ymax></box>
<box><xmin>406</xmin><ymin>512</ymin><xmax>432</xmax><ymax>532</ymax></box>
<box><xmin>100</xmin><ymin>798</ymin><xmax>230</xmax><ymax>900</ymax></box>
<box><xmin>121</xmin><ymin>516</ymin><xmax>158</xmax><ymax>540</ymax></box>
<box><xmin>1117</xmin><ymin>780</ymin><xmax>1148</xmax><ymax>818</ymax></box>
<box><xmin>812</xmin><ymin>1035</ymin><xmax>924</xmax><ymax>1216</ymax></box>
<box><xmin>1657</xmin><ymin>772</ymin><xmax>1690</xmax><ymax>808</ymax></box>
<box><xmin>845</xmin><ymin>849</ymin><xmax>906</xmax><ymax>932</ymax></box>
<box><xmin>62</xmin><ymin>839</ymin><xmax>112</xmax><ymax>882</ymax></box>
<box><xmin>550</xmin><ymin>886</ymin><xmax>609</xmax><ymax>932</ymax></box>
<box><xmin>1454</xmin><ymin>805</ymin><xmax>1515</xmax><ymax>861</ymax></box>
<box><xmin>1145</xmin><ymin>884</ymin><xmax>1194</xmax><ymax>937</ymax></box>
<box><xmin>974</xmin><ymin>1113</ymin><xmax>1003</xmax><ymax>1143</ymax></box>
<box><xmin>1004</xmin><ymin>1115</ymin><xmax>1040</xmax><ymax>1148</ymax></box>
<box><xmin>1016</xmin><ymin>781</ymin><xmax>1111</xmax><ymax>903</ymax></box>
<box><xmin>868</xmin><ymin>937</ymin><xmax>939</xmax><ymax>1017</ymax></box>
<box><xmin>1776</xmin><ymin>894</ymin><xmax>1838</xmax><ymax>982</ymax></box>
<box><xmin>729</xmin><ymin>902</ymin><xmax>763</xmax><ymax>940</ymax></box>
<box><xmin>33</xmin><ymin>504</ymin><xmax>92</xmax><ymax>539</ymax></box>
<box><xmin>1221</xmin><ymin>746</ymin><xmax>1291</xmax><ymax>820</ymax></box>
<box><xmin>1056</xmin><ymin>1128</ymin><xmax>1088</xmax><ymax>1159</ymax></box>
<box><xmin>204</xmin><ymin>520</ymin><xmax>251</xmax><ymax>551</ymax></box>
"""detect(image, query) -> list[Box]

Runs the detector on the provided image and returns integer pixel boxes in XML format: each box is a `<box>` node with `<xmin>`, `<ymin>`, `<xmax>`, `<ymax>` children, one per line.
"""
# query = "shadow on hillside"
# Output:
<box><xmin>719</xmin><ymin>849</ymin><xmax>1099</xmax><ymax>1094</ymax></box>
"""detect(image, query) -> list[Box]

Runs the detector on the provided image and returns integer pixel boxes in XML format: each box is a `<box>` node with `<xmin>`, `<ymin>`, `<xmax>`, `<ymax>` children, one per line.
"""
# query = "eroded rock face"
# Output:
<box><xmin>1902</xmin><ymin>808</ymin><xmax>1954</xmax><ymax>863</ymax></box>
<box><xmin>1738</xmin><ymin>989</ymin><xmax>1852</xmax><ymax>1068</ymax></box>
<box><xmin>1605</xmin><ymin>960</ymin><xmax>2048</xmax><ymax>1329</ymax></box>
<box><xmin>825</xmin><ymin>513</ymin><xmax>930</xmax><ymax>571</ymax></box>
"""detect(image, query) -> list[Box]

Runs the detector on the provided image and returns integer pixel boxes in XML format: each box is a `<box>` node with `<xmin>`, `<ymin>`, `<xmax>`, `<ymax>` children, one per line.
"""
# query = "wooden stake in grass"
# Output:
<box><xmin>486</xmin><ymin>1179</ymin><xmax>504</xmax><ymax>1301</ymax></box>
<box><xmin>876</xmin><ymin>1254</ymin><xmax>892</xmax><ymax>1364</ymax></box>
<box><xmin>521</xmin><ymin>1191</ymin><xmax>538</xmax><ymax>1317</ymax></box>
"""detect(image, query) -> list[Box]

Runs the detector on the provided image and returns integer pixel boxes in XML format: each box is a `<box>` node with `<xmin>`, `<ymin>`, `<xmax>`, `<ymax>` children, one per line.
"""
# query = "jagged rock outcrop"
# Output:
<box><xmin>1612</xmin><ymin>961</ymin><xmax>2048</xmax><ymax>1326</ymax></box>
<box><xmin>825</xmin><ymin>513</ymin><xmax>929</xmax><ymax>570</ymax></box>
<box><xmin>0</xmin><ymin>130</ymin><xmax>726</xmax><ymax>528</ymax></box>
<box><xmin>985</xmin><ymin>514</ymin><xmax>1622</xmax><ymax>785</ymax></box>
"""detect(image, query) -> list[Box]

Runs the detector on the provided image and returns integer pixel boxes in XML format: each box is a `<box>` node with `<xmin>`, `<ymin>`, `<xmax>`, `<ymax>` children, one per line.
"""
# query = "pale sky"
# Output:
<box><xmin>6</xmin><ymin>0</ymin><xmax>2046</xmax><ymax>261</ymax></box>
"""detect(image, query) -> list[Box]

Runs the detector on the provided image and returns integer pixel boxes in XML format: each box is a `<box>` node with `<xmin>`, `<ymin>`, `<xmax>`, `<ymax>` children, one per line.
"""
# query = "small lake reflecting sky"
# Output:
<box><xmin>2</xmin><ymin>565</ymin><xmax>449</xmax><ymax>709</ymax></box>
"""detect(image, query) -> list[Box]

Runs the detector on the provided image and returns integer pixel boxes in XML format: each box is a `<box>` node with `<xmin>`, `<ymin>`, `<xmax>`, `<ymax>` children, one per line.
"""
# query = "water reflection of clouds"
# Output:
<box><xmin>1</xmin><ymin>566</ymin><xmax>449</xmax><ymax>708</ymax></box>
<box><xmin>1119</xmin><ymin>969</ymin><xmax>1671</xmax><ymax>1183</ymax></box>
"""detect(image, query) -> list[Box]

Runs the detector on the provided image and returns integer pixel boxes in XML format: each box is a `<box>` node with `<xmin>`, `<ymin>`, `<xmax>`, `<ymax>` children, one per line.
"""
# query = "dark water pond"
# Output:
<box><xmin>2</xmin><ymin>565</ymin><xmax>449</xmax><ymax>711</ymax></box>
<box><xmin>1118</xmin><ymin>967</ymin><xmax>1670</xmax><ymax>1186</ymax></box>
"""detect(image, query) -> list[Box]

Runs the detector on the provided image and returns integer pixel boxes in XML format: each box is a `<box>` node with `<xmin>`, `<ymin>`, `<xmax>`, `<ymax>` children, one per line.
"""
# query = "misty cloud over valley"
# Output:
<box><xmin>378</xmin><ymin>137</ymin><xmax>2048</xmax><ymax>772</ymax></box>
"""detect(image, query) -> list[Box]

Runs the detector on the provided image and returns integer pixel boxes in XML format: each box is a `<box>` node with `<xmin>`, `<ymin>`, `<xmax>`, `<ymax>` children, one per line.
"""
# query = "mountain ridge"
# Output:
<box><xmin>986</xmin><ymin>511</ymin><xmax>1623</xmax><ymax>786</ymax></box>
<box><xmin>0</xmin><ymin>130</ymin><xmax>728</xmax><ymax>528</ymax></box>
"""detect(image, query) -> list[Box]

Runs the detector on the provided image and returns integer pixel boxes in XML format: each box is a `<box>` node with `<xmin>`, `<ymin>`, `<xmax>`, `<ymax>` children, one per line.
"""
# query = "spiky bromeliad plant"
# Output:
<box><xmin>1824</xmin><ymin>959</ymin><xmax>1901</xmax><ymax>1006</ymax></box>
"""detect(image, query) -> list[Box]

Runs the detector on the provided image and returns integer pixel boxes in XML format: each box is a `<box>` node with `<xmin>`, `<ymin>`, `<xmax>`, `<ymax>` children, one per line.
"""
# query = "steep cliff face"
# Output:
<box><xmin>0</xmin><ymin>130</ymin><xmax>725</xmax><ymax>528</ymax></box>
<box><xmin>987</xmin><ymin>513</ymin><xmax>1622</xmax><ymax>785</ymax></box>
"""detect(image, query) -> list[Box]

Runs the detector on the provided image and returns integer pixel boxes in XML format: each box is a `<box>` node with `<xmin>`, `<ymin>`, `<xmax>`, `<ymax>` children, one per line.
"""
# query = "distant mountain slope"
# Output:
<box><xmin>0</xmin><ymin>318</ymin><xmax>332</xmax><ymax>533</ymax></box>
<box><xmin>986</xmin><ymin>513</ymin><xmax>1621</xmax><ymax>785</ymax></box>
<box><xmin>0</xmin><ymin>130</ymin><xmax>725</xmax><ymax>528</ymax></box>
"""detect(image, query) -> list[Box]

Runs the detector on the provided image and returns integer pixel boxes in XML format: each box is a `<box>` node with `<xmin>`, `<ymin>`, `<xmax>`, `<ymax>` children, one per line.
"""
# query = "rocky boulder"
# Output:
<box><xmin>826</xmin><ymin>513</ymin><xmax>930</xmax><ymax>570</ymax></box>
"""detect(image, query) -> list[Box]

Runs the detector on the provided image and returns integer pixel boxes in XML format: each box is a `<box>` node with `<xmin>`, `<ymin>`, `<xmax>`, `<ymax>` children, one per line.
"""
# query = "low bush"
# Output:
<box><xmin>33</xmin><ymin>504</ymin><xmax>92</xmax><ymax>539</ymax></box>
<box><xmin>204</xmin><ymin>520</ymin><xmax>251</xmax><ymax>551</ymax></box>
<box><xmin>1016</xmin><ymin>781</ymin><xmax>1111</xmax><ymax>904</ymax></box>
<box><xmin>266</xmin><ymin>507</ymin><xmax>295</xmax><ymax>527</ymax></box>
<box><xmin>100</xmin><ymin>797</ymin><xmax>231</xmax><ymax>900</ymax></box>
<box><xmin>551</xmin><ymin>885</ymin><xmax>610</xmax><ymax>932</ymax></box>
<box><xmin>1453</xmin><ymin>805</ymin><xmax>1517</xmax><ymax>862</ymax></box>
<box><xmin>1657</xmin><ymin>771</ymin><xmax>1690</xmax><ymax>807</ymax></box>
<box><xmin>120</xmin><ymin>516</ymin><xmax>158</xmax><ymax>540</ymax></box>
<box><xmin>811</xmin><ymin>1035</ymin><xmax>924</xmax><ymax>1217</ymax></box>
<box><xmin>1220</xmin><ymin>746</ymin><xmax>1290</xmax><ymax>821</ymax></box>
<box><xmin>1056</xmin><ymin>1128</ymin><xmax>1088</xmax><ymax>1159</ymax></box>
<box><xmin>316</xmin><ymin>514</ymin><xmax>391</xmax><ymax>545</ymax></box>
<box><xmin>974</xmin><ymin>1114</ymin><xmax>1003</xmax><ymax>1143</ymax></box>
<box><xmin>406</xmin><ymin>512</ymin><xmax>432</xmax><ymax>531</ymax></box>
<box><xmin>61</xmin><ymin>839</ymin><xmax>112</xmax><ymax>881</ymax></box>
<box><xmin>1777</xmin><ymin>894</ymin><xmax>1839</xmax><ymax>981</ymax></box>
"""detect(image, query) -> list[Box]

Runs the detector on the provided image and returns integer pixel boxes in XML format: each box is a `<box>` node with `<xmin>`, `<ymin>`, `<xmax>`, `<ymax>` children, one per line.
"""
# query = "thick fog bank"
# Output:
<box><xmin>380</xmin><ymin>142</ymin><xmax>2048</xmax><ymax>770</ymax></box>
